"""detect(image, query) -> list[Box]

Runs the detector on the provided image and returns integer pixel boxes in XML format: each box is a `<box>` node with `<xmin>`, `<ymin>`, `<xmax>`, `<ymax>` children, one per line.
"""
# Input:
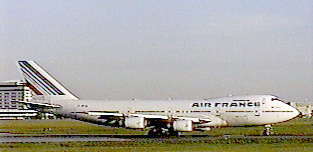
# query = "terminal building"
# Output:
<box><xmin>0</xmin><ymin>80</ymin><xmax>37</xmax><ymax>119</ymax></box>
<box><xmin>290</xmin><ymin>102</ymin><xmax>313</xmax><ymax>118</ymax></box>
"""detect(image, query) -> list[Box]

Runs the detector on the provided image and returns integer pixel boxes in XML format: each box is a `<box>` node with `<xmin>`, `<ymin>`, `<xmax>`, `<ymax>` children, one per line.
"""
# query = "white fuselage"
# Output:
<box><xmin>53</xmin><ymin>95</ymin><xmax>299</xmax><ymax>127</ymax></box>
<box><xmin>17</xmin><ymin>61</ymin><xmax>300</xmax><ymax>131</ymax></box>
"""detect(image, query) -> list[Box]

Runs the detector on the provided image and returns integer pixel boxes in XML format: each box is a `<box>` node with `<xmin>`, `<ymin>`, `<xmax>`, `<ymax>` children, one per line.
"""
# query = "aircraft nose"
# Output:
<box><xmin>292</xmin><ymin>107</ymin><xmax>300</xmax><ymax>118</ymax></box>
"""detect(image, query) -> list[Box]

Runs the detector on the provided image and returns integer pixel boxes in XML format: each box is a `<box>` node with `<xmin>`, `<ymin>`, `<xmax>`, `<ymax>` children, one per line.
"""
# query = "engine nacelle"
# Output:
<box><xmin>195</xmin><ymin>127</ymin><xmax>211</xmax><ymax>131</ymax></box>
<box><xmin>125</xmin><ymin>117</ymin><xmax>146</xmax><ymax>129</ymax></box>
<box><xmin>173</xmin><ymin>120</ymin><xmax>193</xmax><ymax>132</ymax></box>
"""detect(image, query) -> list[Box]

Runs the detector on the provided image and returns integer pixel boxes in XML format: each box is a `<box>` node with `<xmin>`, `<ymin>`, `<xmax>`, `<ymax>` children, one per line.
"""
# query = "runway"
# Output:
<box><xmin>1</xmin><ymin>134</ymin><xmax>313</xmax><ymax>143</ymax></box>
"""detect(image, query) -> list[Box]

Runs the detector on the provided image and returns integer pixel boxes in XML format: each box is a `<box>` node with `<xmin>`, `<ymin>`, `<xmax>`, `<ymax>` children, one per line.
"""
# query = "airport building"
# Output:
<box><xmin>0</xmin><ymin>80</ymin><xmax>37</xmax><ymax>119</ymax></box>
<box><xmin>291</xmin><ymin>102</ymin><xmax>313</xmax><ymax>118</ymax></box>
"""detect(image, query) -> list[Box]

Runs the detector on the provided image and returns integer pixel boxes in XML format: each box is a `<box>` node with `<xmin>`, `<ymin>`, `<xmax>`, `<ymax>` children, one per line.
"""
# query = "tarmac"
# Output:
<box><xmin>1</xmin><ymin>134</ymin><xmax>313</xmax><ymax>143</ymax></box>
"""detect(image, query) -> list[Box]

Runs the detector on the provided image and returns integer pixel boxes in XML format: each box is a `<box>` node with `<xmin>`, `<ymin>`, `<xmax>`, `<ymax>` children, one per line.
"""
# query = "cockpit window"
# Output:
<box><xmin>271</xmin><ymin>98</ymin><xmax>286</xmax><ymax>103</ymax></box>
<box><xmin>271</xmin><ymin>98</ymin><xmax>279</xmax><ymax>101</ymax></box>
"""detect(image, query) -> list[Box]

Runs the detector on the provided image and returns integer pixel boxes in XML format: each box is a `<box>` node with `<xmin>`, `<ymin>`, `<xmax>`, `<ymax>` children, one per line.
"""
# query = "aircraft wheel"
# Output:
<box><xmin>263</xmin><ymin>124</ymin><xmax>272</xmax><ymax>136</ymax></box>
<box><xmin>168</xmin><ymin>129</ymin><xmax>179</xmax><ymax>136</ymax></box>
<box><xmin>169</xmin><ymin>131</ymin><xmax>179</xmax><ymax>136</ymax></box>
<box><xmin>148</xmin><ymin>128</ymin><xmax>160</xmax><ymax>138</ymax></box>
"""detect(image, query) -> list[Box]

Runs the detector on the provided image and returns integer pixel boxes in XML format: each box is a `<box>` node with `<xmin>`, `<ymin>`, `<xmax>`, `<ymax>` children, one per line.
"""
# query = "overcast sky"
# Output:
<box><xmin>1</xmin><ymin>1</ymin><xmax>312</xmax><ymax>102</ymax></box>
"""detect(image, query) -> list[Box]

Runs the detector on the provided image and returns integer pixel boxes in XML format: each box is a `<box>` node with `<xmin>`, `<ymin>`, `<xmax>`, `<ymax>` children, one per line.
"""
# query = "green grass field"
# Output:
<box><xmin>1</xmin><ymin>118</ymin><xmax>312</xmax><ymax>136</ymax></box>
<box><xmin>0</xmin><ymin>118</ymin><xmax>313</xmax><ymax>151</ymax></box>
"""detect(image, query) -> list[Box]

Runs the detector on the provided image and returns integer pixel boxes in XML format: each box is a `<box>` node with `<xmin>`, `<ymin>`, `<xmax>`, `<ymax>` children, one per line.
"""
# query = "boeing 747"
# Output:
<box><xmin>17</xmin><ymin>61</ymin><xmax>299</xmax><ymax>137</ymax></box>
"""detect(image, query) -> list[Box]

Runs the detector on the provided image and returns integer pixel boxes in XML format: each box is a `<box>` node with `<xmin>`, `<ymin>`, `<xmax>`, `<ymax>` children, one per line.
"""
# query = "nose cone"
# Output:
<box><xmin>279</xmin><ymin>102</ymin><xmax>301</xmax><ymax>122</ymax></box>
<box><xmin>292</xmin><ymin>106</ymin><xmax>300</xmax><ymax>118</ymax></box>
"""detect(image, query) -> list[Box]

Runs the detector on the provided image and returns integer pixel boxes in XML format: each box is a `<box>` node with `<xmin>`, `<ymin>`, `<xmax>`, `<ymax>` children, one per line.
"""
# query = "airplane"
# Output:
<box><xmin>17</xmin><ymin>60</ymin><xmax>300</xmax><ymax>137</ymax></box>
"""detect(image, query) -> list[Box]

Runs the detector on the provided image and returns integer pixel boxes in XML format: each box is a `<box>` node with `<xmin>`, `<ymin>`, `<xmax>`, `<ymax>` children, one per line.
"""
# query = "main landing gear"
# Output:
<box><xmin>147</xmin><ymin>127</ymin><xmax>179</xmax><ymax>137</ymax></box>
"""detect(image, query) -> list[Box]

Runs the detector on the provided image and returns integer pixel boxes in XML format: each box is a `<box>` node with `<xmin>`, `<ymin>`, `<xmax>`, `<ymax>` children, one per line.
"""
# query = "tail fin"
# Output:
<box><xmin>18</xmin><ymin>61</ymin><xmax>79</xmax><ymax>101</ymax></box>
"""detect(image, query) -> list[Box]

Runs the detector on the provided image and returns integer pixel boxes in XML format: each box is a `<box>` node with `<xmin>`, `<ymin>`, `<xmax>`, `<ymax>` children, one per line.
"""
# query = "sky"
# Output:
<box><xmin>1</xmin><ymin>1</ymin><xmax>312</xmax><ymax>102</ymax></box>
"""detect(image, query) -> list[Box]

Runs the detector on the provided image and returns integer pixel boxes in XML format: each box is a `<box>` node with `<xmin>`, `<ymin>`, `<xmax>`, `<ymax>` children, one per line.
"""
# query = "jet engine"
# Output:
<box><xmin>173</xmin><ymin>120</ymin><xmax>193</xmax><ymax>132</ymax></box>
<box><xmin>124</xmin><ymin>117</ymin><xmax>146</xmax><ymax>129</ymax></box>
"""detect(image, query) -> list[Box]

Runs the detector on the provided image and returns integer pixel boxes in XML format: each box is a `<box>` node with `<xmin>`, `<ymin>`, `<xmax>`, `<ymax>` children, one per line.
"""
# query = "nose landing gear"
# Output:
<box><xmin>263</xmin><ymin>124</ymin><xmax>272</xmax><ymax>136</ymax></box>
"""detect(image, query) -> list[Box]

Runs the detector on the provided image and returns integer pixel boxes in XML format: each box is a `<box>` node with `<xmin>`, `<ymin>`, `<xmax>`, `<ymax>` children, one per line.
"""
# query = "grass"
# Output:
<box><xmin>200</xmin><ymin>118</ymin><xmax>313</xmax><ymax>136</ymax></box>
<box><xmin>0</xmin><ymin>119</ymin><xmax>145</xmax><ymax>135</ymax></box>
<box><xmin>1</xmin><ymin>118</ymin><xmax>312</xmax><ymax>136</ymax></box>
<box><xmin>0</xmin><ymin>118</ymin><xmax>313</xmax><ymax>151</ymax></box>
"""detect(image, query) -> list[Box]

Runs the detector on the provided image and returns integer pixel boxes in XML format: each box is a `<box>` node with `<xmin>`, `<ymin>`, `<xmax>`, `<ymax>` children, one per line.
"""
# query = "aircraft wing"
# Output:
<box><xmin>16</xmin><ymin>100</ymin><xmax>225</xmax><ymax>127</ymax></box>
<box><xmin>88</xmin><ymin>112</ymin><xmax>211</xmax><ymax>123</ymax></box>
<box><xmin>88</xmin><ymin>112</ymin><xmax>169</xmax><ymax>119</ymax></box>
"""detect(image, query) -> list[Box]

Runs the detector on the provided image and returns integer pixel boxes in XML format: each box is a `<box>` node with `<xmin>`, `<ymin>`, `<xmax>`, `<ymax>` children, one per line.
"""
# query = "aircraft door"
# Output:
<box><xmin>254</xmin><ymin>99</ymin><xmax>263</xmax><ymax>116</ymax></box>
<box><xmin>127</xmin><ymin>107</ymin><xmax>134</xmax><ymax>114</ymax></box>
<box><xmin>167</xmin><ymin>107</ymin><xmax>175</xmax><ymax>117</ymax></box>
<box><xmin>214</xmin><ymin>107</ymin><xmax>221</xmax><ymax>116</ymax></box>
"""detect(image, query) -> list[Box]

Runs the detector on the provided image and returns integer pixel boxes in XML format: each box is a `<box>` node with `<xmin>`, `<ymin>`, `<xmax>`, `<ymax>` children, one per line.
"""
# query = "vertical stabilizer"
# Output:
<box><xmin>18</xmin><ymin>61</ymin><xmax>79</xmax><ymax>101</ymax></box>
